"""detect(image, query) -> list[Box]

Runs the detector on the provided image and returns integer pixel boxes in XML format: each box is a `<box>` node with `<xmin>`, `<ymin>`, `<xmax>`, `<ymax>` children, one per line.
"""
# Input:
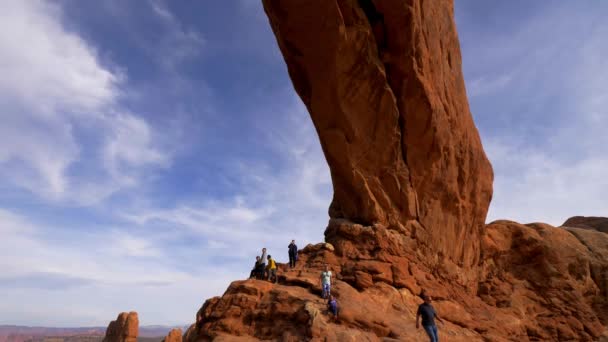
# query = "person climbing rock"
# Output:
<box><xmin>249</xmin><ymin>256</ymin><xmax>262</xmax><ymax>279</ymax></box>
<box><xmin>266</xmin><ymin>255</ymin><xmax>277</xmax><ymax>283</ymax></box>
<box><xmin>416</xmin><ymin>294</ymin><xmax>444</xmax><ymax>342</ymax></box>
<box><xmin>327</xmin><ymin>295</ymin><xmax>339</xmax><ymax>321</ymax></box>
<box><xmin>288</xmin><ymin>240</ymin><xmax>298</xmax><ymax>268</ymax></box>
<box><xmin>319</xmin><ymin>264</ymin><xmax>333</xmax><ymax>299</ymax></box>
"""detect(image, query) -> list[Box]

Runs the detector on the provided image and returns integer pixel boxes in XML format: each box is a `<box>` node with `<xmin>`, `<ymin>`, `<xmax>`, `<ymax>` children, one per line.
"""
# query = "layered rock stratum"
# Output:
<box><xmin>110</xmin><ymin>0</ymin><xmax>608</xmax><ymax>341</ymax></box>
<box><xmin>102</xmin><ymin>312</ymin><xmax>138</xmax><ymax>342</ymax></box>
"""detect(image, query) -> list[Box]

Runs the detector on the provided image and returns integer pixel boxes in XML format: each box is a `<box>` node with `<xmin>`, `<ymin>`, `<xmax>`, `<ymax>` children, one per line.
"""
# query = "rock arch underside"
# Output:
<box><xmin>111</xmin><ymin>0</ymin><xmax>608</xmax><ymax>341</ymax></box>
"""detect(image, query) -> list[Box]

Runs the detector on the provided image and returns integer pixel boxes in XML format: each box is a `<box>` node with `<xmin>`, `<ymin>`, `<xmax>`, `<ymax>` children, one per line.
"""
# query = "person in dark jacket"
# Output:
<box><xmin>249</xmin><ymin>256</ymin><xmax>262</xmax><ymax>279</ymax></box>
<box><xmin>416</xmin><ymin>294</ymin><xmax>444</xmax><ymax>342</ymax></box>
<box><xmin>288</xmin><ymin>240</ymin><xmax>298</xmax><ymax>268</ymax></box>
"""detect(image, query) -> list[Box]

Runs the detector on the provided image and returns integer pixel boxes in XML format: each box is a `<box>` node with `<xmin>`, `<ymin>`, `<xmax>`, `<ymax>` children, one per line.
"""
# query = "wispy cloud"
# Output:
<box><xmin>460</xmin><ymin>3</ymin><xmax>608</xmax><ymax>226</ymax></box>
<box><xmin>467</xmin><ymin>73</ymin><xmax>512</xmax><ymax>97</ymax></box>
<box><xmin>148</xmin><ymin>0</ymin><xmax>204</xmax><ymax>70</ymax></box>
<box><xmin>0</xmin><ymin>208</ymin><xmax>239</xmax><ymax>326</ymax></box>
<box><xmin>122</xmin><ymin>95</ymin><xmax>332</xmax><ymax>261</ymax></box>
<box><xmin>0</xmin><ymin>0</ymin><xmax>171</xmax><ymax>205</ymax></box>
<box><xmin>484</xmin><ymin>140</ymin><xmax>608</xmax><ymax>225</ymax></box>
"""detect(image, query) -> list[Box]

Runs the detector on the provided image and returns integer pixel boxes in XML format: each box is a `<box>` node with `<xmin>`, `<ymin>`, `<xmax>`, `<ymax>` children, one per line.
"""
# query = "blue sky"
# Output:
<box><xmin>0</xmin><ymin>0</ymin><xmax>606</xmax><ymax>327</ymax></box>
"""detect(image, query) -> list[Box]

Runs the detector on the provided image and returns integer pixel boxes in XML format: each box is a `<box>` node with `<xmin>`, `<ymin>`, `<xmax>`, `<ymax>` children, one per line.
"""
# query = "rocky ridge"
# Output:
<box><xmin>563</xmin><ymin>216</ymin><xmax>608</xmax><ymax>234</ymax></box>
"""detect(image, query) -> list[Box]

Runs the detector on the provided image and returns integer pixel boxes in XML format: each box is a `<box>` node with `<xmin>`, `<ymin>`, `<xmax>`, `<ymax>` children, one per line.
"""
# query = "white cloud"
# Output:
<box><xmin>123</xmin><ymin>96</ymin><xmax>332</xmax><ymax>260</ymax></box>
<box><xmin>103</xmin><ymin>113</ymin><xmax>170</xmax><ymax>186</ymax></box>
<box><xmin>485</xmin><ymin>140</ymin><xmax>608</xmax><ymax>226</ymax></box>
<box><xmin>473</xmin><ymin>5</ymin><xmax>608</xmax><ymax>226</ymax></box>
<box><xmin>109</xmin><ymin>232</ymin><xmax>163</xmax><ymax>258</ymax></box>
<box><xmin>467</xmin><ymin>73</ymin><xmax>512</xmax><ymax>98</ymax></box>
<box><xmin>148</xmin><ymin>0</ymin><xmax>204</xmax><ymax>69</ymax></box>
<box><xmin>0</xmin><ymin>1</ymin><xmax>118</xmax><ymax>115</ymax></box>
<box><xmin>0</xmin><ymin>0</ymin><xmax>170</xmax><ymax>204</ymax></box>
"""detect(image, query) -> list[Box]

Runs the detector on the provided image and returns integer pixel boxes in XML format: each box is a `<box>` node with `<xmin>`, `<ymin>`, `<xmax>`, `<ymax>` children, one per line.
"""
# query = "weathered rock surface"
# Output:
<box><xmin>185</xmin><ymin>224</ymin><xmax>608</xmax><ymax>341</ymax></box>
<box><xmin>185</xmin><ymin>248</ymin><xmax>484</xmax><ymax>341</ymax></box>
<box><xmin>262</xmin><ymin>0</ymin><xmax>493</xmax><ymax>278</ymax></box>
<box><xmin>102</xmin><ymin>312</ymin><xmax>138</xmax><ymax>342</ymax></box>
<box><xmin>479</xmin><ymin>221</ymin><xmax>608</xmax><ymax>340</ymax></box>
<box><xmin>563</xmin><ymin>216</ymin><xmax>608</xmax><ymax>233</ymax></box>
<box><xmin>181</xmin><ymin>0</ymin><xmax>608</xmax><ymax>341</ymax></box>
<box><xmin>163</xmin><ymin>328</ymin><xmax>182</xmax><ymax>342</ymax></box>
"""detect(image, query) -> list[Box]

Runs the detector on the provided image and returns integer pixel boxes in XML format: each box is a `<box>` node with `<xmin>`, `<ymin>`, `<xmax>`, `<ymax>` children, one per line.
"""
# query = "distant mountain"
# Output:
<box><xmin>0</xmin><ymin>325</ymin><xmax>185</xmax><ymax>342</ymax></box>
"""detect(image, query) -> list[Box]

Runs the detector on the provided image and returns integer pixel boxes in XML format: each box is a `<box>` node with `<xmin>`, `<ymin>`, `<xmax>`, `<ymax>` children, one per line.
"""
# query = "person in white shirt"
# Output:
<box><xmin>319</xmin><ymin>264</ymin><xmax>333</xmax><ymax>299</ymax></box>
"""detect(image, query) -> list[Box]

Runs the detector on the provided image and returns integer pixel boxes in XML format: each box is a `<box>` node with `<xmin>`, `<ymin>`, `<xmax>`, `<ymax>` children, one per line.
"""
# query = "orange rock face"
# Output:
<box><xmin>102</xmin><ymin>312</ymin><xmax>138</xmax><ymax>342</ymax></box>
<box><xmin>262</xmin><ymin>0</ymin><xmax>493</xmax><ymax>276</ymax></box>
<box><xmin>480</xmin><ymin>221</ymin><xmax>608</xmax><ymax>340</ymax></box>
<box><xmin>185</xmin><ymin>248</ymin><xmax>483</xmax><ymax>341</ymax></box>
<box><xmin>185</xmin><ymin>224</ymin><xmax>608</xmax><ymax>341</ymax></box>
<box><xmin>180</xmin><ymin>0</ymin><xmax>608</xmax><ymax>341</ymax></box>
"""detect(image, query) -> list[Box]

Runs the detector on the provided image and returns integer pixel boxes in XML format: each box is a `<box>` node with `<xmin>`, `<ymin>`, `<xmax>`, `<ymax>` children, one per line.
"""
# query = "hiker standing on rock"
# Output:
<box><xmin>288</xmin><ymin>240</ymin><xmax>298</xmax><ymax>268</ymax></box>
<box><xmin>320</xmin><ymin>264</ymin><xmax>333</xmax><ymax>299</ymax></box>
<box><xmin>266</xmin><ymin>255</ymin><xmax>277</xmax><ymax>283</ymax></box>
<box><xmin>416</xmin><ymin>294</ymin><xmax>444</xmax><ymax>342</ymax></box>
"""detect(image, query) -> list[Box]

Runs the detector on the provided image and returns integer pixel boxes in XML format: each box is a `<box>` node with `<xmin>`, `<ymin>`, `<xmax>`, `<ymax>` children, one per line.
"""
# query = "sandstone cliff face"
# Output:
<box><xmin>181</xmin><ymin>0</ymin><xmax>608</xmax><ymax>341</ymax></box>
<box><xmin>102</xmin><ymin>312</ymin><xmax>138</xmax><ymax>342</ymax></box>
<box><xmin>262</xmin><ymin>0</ymin><xmax>493</xmax><ymax>278</ymax></box>
<box><xmin>480</xmin><ymin>222</ymin><xmax>608</xmax><ymax>340</ymax></box>
<box><xmin>185</xmin><ymin>244</ymin><xmax>484</xmax><ymax>341</ymax></box>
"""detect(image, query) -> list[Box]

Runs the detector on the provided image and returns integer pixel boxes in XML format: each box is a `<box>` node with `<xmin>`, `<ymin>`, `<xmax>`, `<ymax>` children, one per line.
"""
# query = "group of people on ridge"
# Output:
<box><xmin>249</xmin><ymin>247</ymin><xmax>278</xmax><ymax>282</ymax></box>
<box><xmin>249</xmin><ymin>240</ymin><xmax>299</xmax><ymax>282</ymax></box>
<box><xmin>247</xmin><ymin>241</ymin><xmax>444</xmax><ymax>341</ymax></box>
<box><xmin>248</xmin><ymin>241</ymin><xmax>339</xmax><ymax>320</ymax></box>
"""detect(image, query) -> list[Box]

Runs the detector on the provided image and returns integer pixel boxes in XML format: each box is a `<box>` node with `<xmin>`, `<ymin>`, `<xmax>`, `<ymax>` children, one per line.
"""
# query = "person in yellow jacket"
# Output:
<box><xmin>266</xmin><ymin>255</ymin><xmax>277</xmax><ymax>283</ymax></box>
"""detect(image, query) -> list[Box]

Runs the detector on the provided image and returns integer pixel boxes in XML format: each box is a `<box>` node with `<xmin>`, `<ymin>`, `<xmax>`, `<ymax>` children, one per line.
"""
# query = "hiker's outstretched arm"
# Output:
<box><xmin>435</xmin><ymin>313</ymin><xmax>444</xmax><ymax>324</ymax></box>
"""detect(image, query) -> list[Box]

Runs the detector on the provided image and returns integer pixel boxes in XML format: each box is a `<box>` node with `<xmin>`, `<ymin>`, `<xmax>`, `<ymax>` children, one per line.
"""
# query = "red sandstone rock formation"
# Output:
<box><xmin>181</xmin><ymin>0</ymin><xmax>608</xmax><ymax>341</ymax></box>
<box><xmin>263</xmin><ymin>0</ymin><xmax>493</xmax><ymax>281</ymax></box>
<box><xmin>163</xmin><ymin>328</ymin><xmax>182</xmax><ymax>342</ymax></box>
<box><xmin>102</xmin><ymin>312</ymin><xmax>138</xmax><ymax>342</ymax></box>
<box><xmin>563</xmin><ymin>216</ymin><xmax>608</xmax><ymax>233</ymax></box>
